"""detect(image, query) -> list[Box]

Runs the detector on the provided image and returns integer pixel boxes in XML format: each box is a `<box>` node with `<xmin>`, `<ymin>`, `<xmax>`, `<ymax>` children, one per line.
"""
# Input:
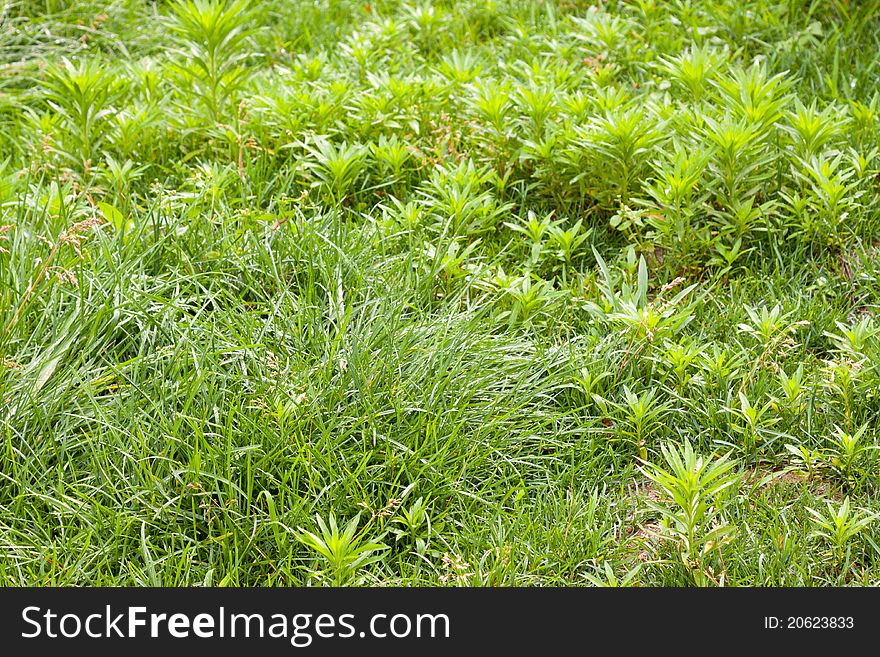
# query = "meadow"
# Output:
<box><xmin>1</xmin><ymin>0</ymin><xmax>880</xmax><ymax>586</ymax></box>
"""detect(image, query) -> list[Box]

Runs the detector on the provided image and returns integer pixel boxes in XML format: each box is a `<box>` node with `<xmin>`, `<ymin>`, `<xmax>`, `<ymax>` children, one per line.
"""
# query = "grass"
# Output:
<box><xmin>1</xmin><ymin>0</ymin><xmax>879</xmax><ymax>586</ymax></box>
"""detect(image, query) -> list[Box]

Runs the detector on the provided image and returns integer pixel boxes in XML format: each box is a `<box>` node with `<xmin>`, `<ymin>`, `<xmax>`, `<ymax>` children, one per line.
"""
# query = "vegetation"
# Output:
<box><xmin>1</xmin><ymin>0</ymin><xmax>880</xmax><ymax>586</ymax></box>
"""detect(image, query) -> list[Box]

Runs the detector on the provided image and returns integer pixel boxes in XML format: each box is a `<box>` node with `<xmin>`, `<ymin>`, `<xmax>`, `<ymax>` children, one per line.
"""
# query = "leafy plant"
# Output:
<box><xmin>723</xmin><ymin>390</ymin><xmax>779</xmax><ymax>460</ymax></box>
<box><xmin>640</xmin><ymin>143</ymin><xmax>712</xmax><ymax>263</ymax></box>
<box><xmin>641</xmin><ymin>440</ymin><xmax>739</xmax><ymax>586</ymax></box>
<box><xmin>168</xmin><ymin>0</ymin><xmax>255</xmax><ymax>122</ymax></box>
<box><xmin>807</xmin><ymin>497</ymin><xmax>876</xmax><ymax>571</ymax></box>
<box><xmin>824</xmin><ymin>424</ymin><xmax>877</xmax><ymax>489</ymax></box>
<box><xmin>488</xmin><ymin>269</ymin><xmax>560</xmax><ymax>327</ymax></box>
<box><xmin>547</xmin><ymin>218</ymin><xmax>591</xmax><ymax>271</ymax></box>
<box><xmin>774</xmin><ymin>364</ymin><xmax>809</xmax><ymax>417</ymax></box>
<box><xmin>295</xmin><ymin>513</ymin><xmax>388</xmax><ymax>586</ymax></box>
<box><xmin>586</xmin><ymin>248</ymin><xmax>699</xmax><ymax>344</ymax></box>
<box><xmin>574</xmin><ymin>105</ymin><xmax>664</xmax><ymax>207</ymax></box>
<box><xmin>583</xmin><ymin>561</ymin><xmax>642</xmax><ymax>587</ymax></box>
<box><xmin>614</xmin><ymin>385</ymin><xmax>670</xmax><ymax>458</ymax></box>
<box><xmin>824</xmin><ymin>317</ymin><xmax>877</xmax><ymax>356</ymax></box>
<box><xmin>41</xmin><ymin>57</ymin><xmax>123</xmax><ymax>171</ymax></box>
<box><xmin>391</xmin><ymin>496</ymin><xmax>433</xmax><ymax>556</ymax></box>
<box><xmin>300</xmin><ymin>136</ymin><xmax>369</xmax><ymax>205</ymax></box>
<box><xmin>656</xmin><ymin>44</ymin><xmax>725</xmax><ymax>101</ymax></box>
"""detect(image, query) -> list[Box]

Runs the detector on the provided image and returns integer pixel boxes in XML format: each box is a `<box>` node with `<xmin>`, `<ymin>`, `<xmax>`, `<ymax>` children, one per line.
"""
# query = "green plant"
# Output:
<box><xmin>547</xmin><ymin>218</ymin><xmax>591</xmax><ymax>272</ymax></box>
<box><xmin>300</xmin><ymin>136</ymin><xmax>369</xmax><ymax>205</ymax></box>
<box><xmin>737</xmin><ymin>304</ymin><xmax>809</xmax><ymax>391</ymax></box>
<box><xmin>724</xmin><ymin>391</ymin><xmax>779</xmax><ymax>460</ymax></box>
<box><xmin>41</xmin><ymin>57</ymin><xmax>123</xmax><ymax>171</ymax></box>
<box><xmin>391</xmin><ymin>496</ymin><xmax>433</xmax><ymax>556</ymax></box>
<box><xmin>4</xmin><ymin>216</ymin><xmax>103</xmax><ymax>336</ymax></box>
<box><xmin>807</xmin><ymin>497</ymin><xmax>876</xmax><ymax>572</ymax></box>
<box><xmin>656</xmin><ymin>44</ymin><xmax>725</xmax><ymax>101</ymax></box>
<box><xmin>583</xmin><ymin>561</ymin><xmax>641</xmax><ymax>587</ymax></box>
<box><xmin>703</xmin><ymin>117</ymin><xmax>776</xmax><ymax>209</ymax></box>
<box><xmin>824</xmin><ymin>317</ymin><xmax>877</xmax><ymax>356</ymax></box>
<box><xmin>783</xmin><ymin>99</ymin><xmax>845</xmax><ymax>158</ymax></box>
<box><xmin>791</xmin><ymin>152</ymin><xmax>861</xmax><ymax>245</ymax></box>
<box><xmin>784</xmin><ymin>443</ymin><xmax>824</xmax><ymax>480</ymax></box>
<box><xmin>774</xmin><ymin>364</ymin><xmax>809</xmax><ymax>417</ymax></box>
<box><xmin>640</xmin><ymin>144</ymin><xmax>712</xmax><ymax>263</ymax></box>
<box><xmin>514</xmin><ymin>83</ymin><xmax>558</xmax><ymax>137</ymax></box>
<box><xmin>488</xmin><ymin>268</ymin><xmax>560</xmax><ymax>327</ymax></box>
<box><xmin>587</xmin><ymin>248</ymin><xmax>699</xmax><ymax>344</ymax></box>
<box><xmin>614</xmin><ymin>386</ymin><xmax>670</xmax><ymax>458</ymax></box>
<box><xmin>295</xmin><ymin>513</ymin><xmax>388</xmax><ymax>586</ymax></box>
<box><xmin>504</xmin><ymin>210</ymin><xmax>554</xmax><ymax>266</ymax></box>
<box><xmin>371</xmin><ymin>134</ymin><xmax>414</xmax><ymax>186</ymax></box>
<box><xmin>168</xmin><ymin>0</ymin><xmax>255</xmax><ymax>122</ymax></box>
<box><xmin>641</xmin><ymin>440</ymin><xmax>739</xmax><ymax>586</ymax></box>
<box><xmin>824</xmin><ymin>424</ymin><xmax>877</xmax><ymax>490</ymax></box>
<box><xmin>708</xmin><ymin>237</ymin><xmax>751</xmax><ymax>275</ymax></box>
<box><xmin>574</xmin><ymin>105</ymin><xmax>664</xmax><ymax>207</ymax></box>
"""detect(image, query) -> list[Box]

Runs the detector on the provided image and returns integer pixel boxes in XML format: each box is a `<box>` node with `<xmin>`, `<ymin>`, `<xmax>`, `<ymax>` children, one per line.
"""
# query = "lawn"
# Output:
<box><xmin>1</xmin><ymin>0</ymin><xmax>879</xmax><ymax>586</ymax></box>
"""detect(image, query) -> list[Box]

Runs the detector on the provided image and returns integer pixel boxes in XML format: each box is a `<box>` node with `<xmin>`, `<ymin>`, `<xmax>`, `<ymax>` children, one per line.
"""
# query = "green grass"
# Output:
<box><xmin>1</xmin><ymin>0</ymin><xmax>880</xmax><ymax>586</ymax></box>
